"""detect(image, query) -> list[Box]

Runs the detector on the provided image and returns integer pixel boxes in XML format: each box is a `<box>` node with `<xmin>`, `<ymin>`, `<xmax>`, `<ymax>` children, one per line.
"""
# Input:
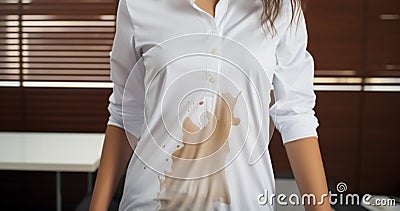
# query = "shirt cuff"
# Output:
<box><xmin>276</xmin><ymin>114</ymin><xmax>319</xmax><ymax>144</ymax></box>
<box><xmin>107</xmin><ymin>117</ymin><xmax>124</xmax><ymax>130</ymax></box>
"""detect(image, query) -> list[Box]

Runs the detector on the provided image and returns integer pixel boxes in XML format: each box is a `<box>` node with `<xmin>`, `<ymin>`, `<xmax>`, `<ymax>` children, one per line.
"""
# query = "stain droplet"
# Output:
<box><xmin>199</xmin><ymin>101</ymin><xmax>204</xmax><ymax>105</ymax></box>
<box><xmin>166</xmin><ymin>158</ymin><xmax>169</xmax><ymax>161</ymax></box>
<box><xmin>143</xmin><ymin>166</ymin><xmax>146</xmax><ymax>169</ymax></box>
<box><xmin>177</xmin><ymin>145</ymin><xmax>180</xmax><ymax>148</ymax></box>
<box><xmin>162</xmin><ymin>144</ymin><xmax>166</xmax><ymax>148</ymax></box>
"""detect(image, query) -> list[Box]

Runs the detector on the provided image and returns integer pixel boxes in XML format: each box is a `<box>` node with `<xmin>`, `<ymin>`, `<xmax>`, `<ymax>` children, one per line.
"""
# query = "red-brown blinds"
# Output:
<box><xmin>0</xmin><ymin>0</ymin><xmax>116</xmax><ymax>88</ymax></box>
<box><xmin>0</xmin><ymin>0</ymin><xmax>20</xmax><ymax>86</ymax></box>
<box><xmin>0</xmin><ymin>0</ymin><xmax>117</xmax><ymax>132</ymax></box>
<box><xmin>22</xmin><ymin>0</ymin><xmax>115</xmax><ymax>85</ymax></box>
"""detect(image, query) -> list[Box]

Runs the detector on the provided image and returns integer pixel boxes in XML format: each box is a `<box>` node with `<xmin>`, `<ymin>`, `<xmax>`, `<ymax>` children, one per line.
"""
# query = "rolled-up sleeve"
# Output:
<box><xmin>107</xmin><ymin>0</ymin><xmax>144</xmax><ymax>139</ymax></box>
<box><xmin>269</xmin><ymin>7</ymin><xmax>319</xmax><ymax>144</ymax></box>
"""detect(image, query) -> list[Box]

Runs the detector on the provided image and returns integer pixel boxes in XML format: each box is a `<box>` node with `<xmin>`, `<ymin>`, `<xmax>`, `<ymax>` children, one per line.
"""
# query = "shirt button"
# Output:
<box><xmin>210</xmin><ymin>48</ymin><xmax>217</xmax><ymax>55</ymax></box>
<box><xmin>208</xmin><ymin>76</ymin><xmax>215</xmax><ymax>83</ymax></box>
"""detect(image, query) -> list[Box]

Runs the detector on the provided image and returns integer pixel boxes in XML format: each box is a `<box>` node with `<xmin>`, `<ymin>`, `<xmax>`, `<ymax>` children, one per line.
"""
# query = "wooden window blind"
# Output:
<box><xmin>0</xmin><ymin>0</ymin><xmax>20</xmax><ymax>87</ymax></box>
<box><xmin>23</xmin><ymin>0</ymin><xmax>115</xmax><ymax>87</ymax></box>
<box><xmin>0</xmin><ymin>0</ymin><xmax>117</xmax><ymax>132</ymax></box>
<box><xmin>1</xmin><ymin>0</ymin><xmax>116</xmax><ymax>88</ymax></box>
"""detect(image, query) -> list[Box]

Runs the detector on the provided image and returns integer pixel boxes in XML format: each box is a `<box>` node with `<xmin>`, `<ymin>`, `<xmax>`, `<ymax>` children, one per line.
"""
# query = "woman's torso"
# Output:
<box><xmin>119</xmin><ymin>0</ymin><xmax>292</xmax><ymax>210</ymax></box>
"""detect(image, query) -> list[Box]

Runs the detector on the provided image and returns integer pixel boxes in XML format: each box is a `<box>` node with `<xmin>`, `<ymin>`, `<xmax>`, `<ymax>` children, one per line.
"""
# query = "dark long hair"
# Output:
<box><xmin>261</xmin><ymin>0</ymin><xmax>305</xmax><ymax>35</ymax></box>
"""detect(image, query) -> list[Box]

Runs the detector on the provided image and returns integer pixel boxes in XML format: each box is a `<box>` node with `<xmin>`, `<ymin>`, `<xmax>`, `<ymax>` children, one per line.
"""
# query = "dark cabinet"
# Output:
<box><xmin>0</xmin><ymin>88</ymin><xmax>22</xmax><ymax>131</ymax></box>
<box><xmin>305</xmin><ymin>0</ymin><xmax>365</xmax><ymax>76</ymax></box>
<box><xmin>365</xmin><ymin>0</ymin><xmax>400</xmax><ymax>76</ymax></box>
<box><xmin>23</xmin><ymin>88</ymin><xmax>111</xmax><ymax>132</ymax></box>
<box><xmin>359</xmin><ymin>92</ymin><xmax>400</xmax><ymax>194</ymax></box>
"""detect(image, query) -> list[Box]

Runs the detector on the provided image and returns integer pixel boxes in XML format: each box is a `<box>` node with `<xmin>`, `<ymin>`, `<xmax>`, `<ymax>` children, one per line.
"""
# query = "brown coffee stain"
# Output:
<box><xmin>154</xmin><ymin>92</ymin><xmax>241</xmax><ymax>210</ymax></box>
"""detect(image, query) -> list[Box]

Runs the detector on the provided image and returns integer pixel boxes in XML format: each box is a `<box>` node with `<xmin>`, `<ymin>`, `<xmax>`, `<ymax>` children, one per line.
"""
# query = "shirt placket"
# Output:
<box><xmin>190</xmin><ymin>0</ymin><xmax>227</xmax><ymax>113</ymax></box>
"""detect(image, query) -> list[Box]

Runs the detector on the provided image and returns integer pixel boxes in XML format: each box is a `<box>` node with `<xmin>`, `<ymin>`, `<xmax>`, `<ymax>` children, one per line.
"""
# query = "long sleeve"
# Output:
<box><xmin>107</xmin><ymin>0</ymin><xmax>144</xmax><ymax>139</ymax></box>
<box><xmin>269</xmin><ymin>6</ymin><xmax>319</xmax><ymax>144</ymax></box>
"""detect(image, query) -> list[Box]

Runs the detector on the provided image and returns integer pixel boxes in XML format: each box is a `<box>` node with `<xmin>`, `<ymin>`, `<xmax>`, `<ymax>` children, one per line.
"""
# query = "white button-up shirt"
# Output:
<box><xmin>107</xmin><ymin>0</ymin><xmax>319</xmax><ymax>210</ymax></box>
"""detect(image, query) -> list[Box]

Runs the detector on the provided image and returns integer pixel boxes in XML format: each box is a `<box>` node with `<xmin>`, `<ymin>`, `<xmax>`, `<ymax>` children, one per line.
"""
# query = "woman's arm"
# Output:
<box><xmin>285</xmin><ymin>137</ymin><xmax>331</xmax><ymax>211</ymax></box>
<box><xmin>89</xmin><ymin>0</ymin><xmax>143</xmax><ymax>209</ymax></box>
<box><xmin>89</xmin><ymin>125</ymin><xmax>136</xmax><ymax>211</ymax></box>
